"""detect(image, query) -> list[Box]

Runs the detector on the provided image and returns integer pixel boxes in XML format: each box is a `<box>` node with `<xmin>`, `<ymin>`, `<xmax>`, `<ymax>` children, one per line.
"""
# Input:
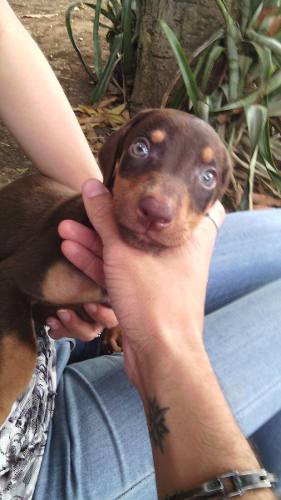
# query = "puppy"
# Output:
<box><xmin>0</xmin><ymin>109</ymin><xmax>231</xmax><ymax>424</ymax></box>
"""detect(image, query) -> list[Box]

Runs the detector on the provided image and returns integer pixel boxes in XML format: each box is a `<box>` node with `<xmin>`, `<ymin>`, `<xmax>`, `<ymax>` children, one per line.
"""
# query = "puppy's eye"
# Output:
<box><xmin>129</xmin><ymin>139</ymin><xmax>150</xmax><ymax>158</ymax></box>
<box><xmin>199</xmin><ymin>167</ymin><xmax>217</xmax><ymax>189</ymax></box>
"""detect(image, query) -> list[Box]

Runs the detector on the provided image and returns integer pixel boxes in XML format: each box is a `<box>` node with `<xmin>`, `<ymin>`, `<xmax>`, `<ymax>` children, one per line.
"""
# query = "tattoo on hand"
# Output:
<box><xmin>148</xmin><ymin>397</ymin><xmax>170</xmax><ymax>453</ymax></box>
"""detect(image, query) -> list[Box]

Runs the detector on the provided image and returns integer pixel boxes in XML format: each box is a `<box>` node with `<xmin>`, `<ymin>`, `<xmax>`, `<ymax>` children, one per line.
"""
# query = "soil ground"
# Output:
<box><xmin>0</xmin><ymin>0</ymin><xmax>98</xmax><ymax>187</ymax></box>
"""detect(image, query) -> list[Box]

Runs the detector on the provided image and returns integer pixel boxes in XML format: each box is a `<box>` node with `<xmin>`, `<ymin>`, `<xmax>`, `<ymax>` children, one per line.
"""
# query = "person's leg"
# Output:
<box><xmin>207</xmin><ymin>208</ymin><xmax>281</xmax><ymax>484</ymax></box>
<box><xmin>206</xmin><ymin>209</ymin><xmax>281</xmax><ymax>313</ymax></box>
<box><xmin>205</xmin><ymin>277</ymin><xmax>281</xmax><ymax>436</ymax></box>
<box><xmin>34</xmin><ymin>353</ymin><xmax>156</xmax><ymax>500</ymax></box>
<box><xmin>34</xmin><ymin>278</ymin><xmax>281</xmax><ymax>499</ymax></box>
<box><xmin>205</xmin><ymin>277</ymin><xmax>281</xmax><ymax>492</ymax></box>
<box><xmin>251</xmin><ymin>410</ymin><xmax>281</xmax><ymax>492</ymax></box>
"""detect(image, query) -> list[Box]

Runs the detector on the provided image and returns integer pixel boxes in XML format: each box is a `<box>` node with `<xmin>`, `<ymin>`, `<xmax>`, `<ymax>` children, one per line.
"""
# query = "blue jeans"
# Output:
<box><xmin>34</xmin><ymin>210</ymin><xmax>281</xmax><ymax>499</ymax></box>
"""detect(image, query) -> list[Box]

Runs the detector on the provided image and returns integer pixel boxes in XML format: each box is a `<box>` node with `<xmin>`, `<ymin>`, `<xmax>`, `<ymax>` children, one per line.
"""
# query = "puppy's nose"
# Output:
<box><xmin>137</xmin><ymin>196</ymin><xmax>175</xmax><ymax>230</ymax></box>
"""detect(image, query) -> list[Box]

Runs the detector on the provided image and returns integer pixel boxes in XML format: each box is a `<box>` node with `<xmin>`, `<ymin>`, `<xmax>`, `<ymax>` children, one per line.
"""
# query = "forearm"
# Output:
<box><xmin>0</xmin><ymin>1</ymin><xmax>102</xmax><ymax>191</ymax></box>
<box><xmin>132</xmin><ymin>332</ymin><xmax>274</xmax><ymax>499</ymax></box>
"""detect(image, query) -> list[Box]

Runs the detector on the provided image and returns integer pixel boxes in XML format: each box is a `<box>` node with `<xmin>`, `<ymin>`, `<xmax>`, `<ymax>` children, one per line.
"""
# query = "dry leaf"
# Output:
<box><xmin>97</xmin><ymin>96</ymin><xmax>119</xmax><ymax>109</ymax></box>
<box><xmin>109</xmin><ymin>103</ymin><xmax>126</xmax><ymax>115</ymax></box>
<box><xmin>16</xmin><ymin>167</ymin><xmax>29</xmax><ymax>175</ymax></box>
<box><xmin>253</xmin><ymin>192</ymin><xmax>281</xmax><ymax>208</ymax></box>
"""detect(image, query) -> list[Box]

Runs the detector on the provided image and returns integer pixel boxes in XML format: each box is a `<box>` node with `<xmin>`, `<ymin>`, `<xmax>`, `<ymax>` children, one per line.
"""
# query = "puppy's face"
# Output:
<box><xmin>99</xmin><ymin>109</ymin><xmax>231</xmax><ymax>251</ymax></box>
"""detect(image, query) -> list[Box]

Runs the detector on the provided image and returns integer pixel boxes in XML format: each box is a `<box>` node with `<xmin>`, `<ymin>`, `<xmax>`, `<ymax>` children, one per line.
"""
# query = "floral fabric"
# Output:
<box><xmin>0</xmin><ymin>328</ymin><xmax>56</xmax><ymax>499</ymax></box>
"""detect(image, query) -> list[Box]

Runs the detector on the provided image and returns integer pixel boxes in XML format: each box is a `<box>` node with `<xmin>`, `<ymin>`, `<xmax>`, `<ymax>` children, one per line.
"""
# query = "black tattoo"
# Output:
<box><xmin>147</xmin><ymin>397</ymin><xmax>170</xmax><ymax>453</ymax></box>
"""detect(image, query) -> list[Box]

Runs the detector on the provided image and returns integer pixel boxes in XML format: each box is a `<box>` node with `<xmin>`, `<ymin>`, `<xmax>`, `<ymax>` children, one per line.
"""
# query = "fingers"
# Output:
<box><xmin>46</xmin><ymin>309</ymin><xmax>104</xmax><ymax>341</ymax></box>
<box><xmin>61</xmin><ymin>239</ymin><xmax>105</xmax><ymax>286</ymax></box>
<box><xmin>84</xmin><ymin>303</ymin><xmax>118</xmax><ymax>329</ymax></box>
<box><xmin>46</xmin><ymin>304</ymin><xmax>117</xmax><ymax>341</ymax></box>
<box><xmin>82</xmin><ymin>179</ymin><xmax>119</xmax><ymax>245</ymax></box>
<box><xmin>58</xmin><ymin>220</ymin><xmax>102</xmax><ymax>258</ymax></box>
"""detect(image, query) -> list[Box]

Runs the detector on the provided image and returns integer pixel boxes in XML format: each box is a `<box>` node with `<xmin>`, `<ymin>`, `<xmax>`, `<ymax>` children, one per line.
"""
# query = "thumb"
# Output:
<box><xmin>82</xmin><ymin>179</ymin><xmax>119</xmax><ymax>245</ymax></box>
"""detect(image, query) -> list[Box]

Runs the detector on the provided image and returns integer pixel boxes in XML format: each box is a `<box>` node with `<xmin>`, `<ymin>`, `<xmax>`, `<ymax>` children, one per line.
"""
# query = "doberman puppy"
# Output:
<box><xmin>0</xmin><ymin>109</ymin><xmax>232</xmax><ymax>425</ymax></box>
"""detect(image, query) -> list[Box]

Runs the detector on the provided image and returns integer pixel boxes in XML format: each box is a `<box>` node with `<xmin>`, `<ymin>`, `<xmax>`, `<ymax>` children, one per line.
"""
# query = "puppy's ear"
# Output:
<box><xmin>98</xmin><ymin>109</ymin><xmax>154</xmax><ymax>189</ymax></box>
<box><xmin>98</xmin><ymin>122</ymin><xmax>132</xmax><ymax>189</ymax></box>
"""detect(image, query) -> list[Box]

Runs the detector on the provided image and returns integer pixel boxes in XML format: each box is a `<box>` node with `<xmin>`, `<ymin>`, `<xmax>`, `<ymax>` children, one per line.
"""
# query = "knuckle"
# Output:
<box><xmin>90</xmin><ymin>194</ymin><xmax>112</xmax><ymax>221</ymax></box>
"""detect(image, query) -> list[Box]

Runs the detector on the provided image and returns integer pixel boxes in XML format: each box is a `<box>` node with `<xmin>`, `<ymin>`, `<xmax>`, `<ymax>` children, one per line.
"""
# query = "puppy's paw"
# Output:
<box><xmin>101</xmin><ymin>325</ymin><xmax>123</xmax><ymax>354</ymax></box>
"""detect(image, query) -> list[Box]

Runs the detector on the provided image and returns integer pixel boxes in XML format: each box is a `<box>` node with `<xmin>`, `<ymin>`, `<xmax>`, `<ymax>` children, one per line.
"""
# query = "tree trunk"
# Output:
<box><xmin>131</xmin><ymin>0</ymin><xmax>223</xmax><ymax>111</ymax></box>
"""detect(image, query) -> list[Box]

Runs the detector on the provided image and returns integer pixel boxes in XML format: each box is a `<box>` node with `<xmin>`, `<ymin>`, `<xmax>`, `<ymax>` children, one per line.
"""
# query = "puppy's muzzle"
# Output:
<box><xmin>137</xmin><ymin>195</ymin><xmax>176</xmax><ymax>231</ymax></box>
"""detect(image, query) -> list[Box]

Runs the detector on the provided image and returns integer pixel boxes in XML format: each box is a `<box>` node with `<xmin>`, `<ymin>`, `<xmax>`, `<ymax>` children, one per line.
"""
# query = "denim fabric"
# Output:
<box><xmin>34</xmin><ymin>209</ymin><xmax>281</xmax><ymax>499</ymax></box>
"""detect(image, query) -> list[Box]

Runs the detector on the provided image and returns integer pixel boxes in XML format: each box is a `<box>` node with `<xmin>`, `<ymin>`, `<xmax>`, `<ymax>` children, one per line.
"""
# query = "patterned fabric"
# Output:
<box><xmin>0</xmin><ymin>327</ymin><xmax>56</xmax><ymax>500</ymax></box>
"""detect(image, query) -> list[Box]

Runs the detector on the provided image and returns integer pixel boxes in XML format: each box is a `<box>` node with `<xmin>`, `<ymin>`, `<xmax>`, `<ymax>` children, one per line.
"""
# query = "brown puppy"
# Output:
<box><xmin>0</xmin><ymin>109</ymin><xmax>231</xmax><ymax>424</ymax></box>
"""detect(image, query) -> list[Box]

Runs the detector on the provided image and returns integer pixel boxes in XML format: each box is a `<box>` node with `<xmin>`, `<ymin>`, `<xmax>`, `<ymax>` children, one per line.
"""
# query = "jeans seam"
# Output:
<box><xmin>115</xmin><ymin>471</ymin><xmax>155</xmax><ymax>499</ymax></box>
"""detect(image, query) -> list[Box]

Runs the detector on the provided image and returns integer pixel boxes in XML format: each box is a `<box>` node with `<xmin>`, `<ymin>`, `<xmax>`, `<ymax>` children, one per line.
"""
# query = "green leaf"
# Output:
<box><xmin>226</xmin><ymin>33</ymin><xmax>240</xmax><ymax>101</ymax></box>
<box><xmin>201</xmin><ymin>45</ymin><xmax>224</xmax><ymax>93</ymax></box>
<box><xmin>247</xmin><ymin>1</ymin><xmax>264</xmax><ymax>31</ymax></box>
<box><xmin>268</xmin><ymin>96</ymin><xmax>281</xmax><ymax>116</ymax></box>
<box><xmin>106</xmin><ymin>3</ymin><xmax>117</xmax><ymax>23</ymax></box>
<box><xmin>238</xmin><ymin>54</ymin><xmax>253</xmax><ymax>95</ymax></box>
<box><xmin>245</xmin><ymin>104</ymin><xmax>267</xmax><ymax>155</ymax></box>
<box><xmin>215</xmin><ymin>0</ymin><xmax>241</xmax><ymax>101</ymax></box>
<box><xmin>109</xmin><ymin>0</ymin><xmax>121</xmax><ymax>16</ymax></box>
<box><xmin>214</xmin><ymin>88</ymin><xmax>261</xmax><ymax>111</ymax></box>
<box><xmin>91</xmin><ymin>34</ymin><xmax>123</xmax><ymax>103</ymax></box>
<box><xmin>122</xmin><ymin>0</ymin><xmax>134</xmax><ymax>77</ymax></box>
<box><xmin>247</xmin><ymin>30</ymin><xmax>281</xmax><ymax>58</ymax></box>
<box><xmin>260</xmin><ymin>120</ymin><xmax>275</xmax><ymax>165</ymax></box>
<box><xmin>210</xmin><ymin>88</ymin><xmax>225</xmax><ymax>109</ymax></box>
<box><xmin>160</xmin><ymin>20</ymin><xmax>202</xmax><ymax>115</ymax></box>
<box><xmin>191</xmin><ymin>28</ymin><xmax>224</xmax><ymax>61</ymax></box>
<box><xmin>267</xmin><ymin>69</ymin><xmax>281</xmax><ymax>93</ymax></box>
<box><xmin>265</xmin><ymin>160</ymin><xmax>281</xmax><ymax>193</ymax></box>
<box><xmin>240</xmin><ymin>0</ymin><xmax>251</xmax><ymax>34</ymax></box>
<box><xmin>250</xmin><ymin>43</ymin><xmax>272</xmax><ymax>82</ymax></box>
<box><xmin>240</xmin><ymin>146</ymin><xmax>259</xmax><ymax>210</ymax></box>
<box><xmin>65</xmin><ymin>2</ymin><xmax>95</xmax><ymax>79</ymax></box>
<box><xmin>271</xmin><ymin>135</ymin><xmax>281</xmax><ymax>160</ymax></box>
<box><xmin>193</xmin><ymin>51</ymin><xmax>209</xmax><ymax>79</ymax></box>
<box><xmin>215</xmin><ymin>0</ymin><xmax>237</xmax><ymax>33</ymax></box>
<box><xmin>197</xmin><ymin>99</ymin><xmax>210</xmax><ymax>123</ymax></box>
<box><xmin>93</xmin><ymin>0</ymin><xmax>102</xmax><ymax>79</ymax></box>
<box><xmin>169</xmin><ymin>83</ymin><xmax>188</xmax><ymax>109</ymax></box>
<box><xmin>65</xmin><ymin>1</ymin><xmax>117</xmax><ymax>79</ymax></box>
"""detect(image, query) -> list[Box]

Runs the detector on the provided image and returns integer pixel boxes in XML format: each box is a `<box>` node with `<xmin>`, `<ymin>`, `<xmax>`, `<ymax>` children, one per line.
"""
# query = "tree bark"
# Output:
<box><xmin>131</xmin><ymin>0</ymin><xmax>223</xmax><ymax>111</ymax></box>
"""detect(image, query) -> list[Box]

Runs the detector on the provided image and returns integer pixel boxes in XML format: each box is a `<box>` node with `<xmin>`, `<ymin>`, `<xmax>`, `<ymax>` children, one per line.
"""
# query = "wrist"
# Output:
<box><xmin>125</xmin><ymin>331</ymin><xmax>260</xmax><ymax>497</ymax></box>
<box><xmin>125</xmin><ymin>326</ymin><xmax>206</xmax><ymax>393</ymax></box>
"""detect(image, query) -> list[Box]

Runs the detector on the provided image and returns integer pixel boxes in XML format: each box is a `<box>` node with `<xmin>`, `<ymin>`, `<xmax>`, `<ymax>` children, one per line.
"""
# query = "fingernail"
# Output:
<box><xmin>82</xmin><ymin>179</ymin><xmax>108</xmax><ymax>198</ymax></box>
<box><xmin>57</xmin><ymin>309</ymin><xmax>71</xmax><ymax>322</ymax></box>
<box><xmin>46</xmin><ymin>318</ymin><xmax>59</xmax><ymax>330</ymax></box>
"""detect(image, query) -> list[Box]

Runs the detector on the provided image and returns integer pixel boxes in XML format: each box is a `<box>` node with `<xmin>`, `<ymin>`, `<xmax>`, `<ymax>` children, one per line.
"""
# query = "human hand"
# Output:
<box><xmin>46</xmin><ymin>303</ymin><xmax>118</xmax><ymax>341</ymax></box>
<box><xmin>47</xmin><ymin>220</ymin><xmax>117</xmax><ymax>340</ymax></box>
<box><xmin>60</xmin><ymin>179</ymin><xmax>224</xmax><ymax>377</ymax></box>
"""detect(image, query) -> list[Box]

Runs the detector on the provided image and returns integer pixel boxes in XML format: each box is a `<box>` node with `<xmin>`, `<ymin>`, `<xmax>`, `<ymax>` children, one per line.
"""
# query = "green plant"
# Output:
<box><xmin>161</xmin><ymin>0</ymin><xmax>281</xmax><ymax>210</ymax></box>
<box><xmin>66</xmin><ymin>1</ymin><xmax>139</xmax><ymax>104</ymax></box>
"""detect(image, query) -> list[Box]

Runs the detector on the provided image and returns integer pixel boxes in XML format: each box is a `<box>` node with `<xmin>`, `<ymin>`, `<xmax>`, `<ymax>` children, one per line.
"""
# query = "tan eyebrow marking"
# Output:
<box><xmin>202</xmin><ymin>146</ymin><xmax>214</xmax><ymax>163</ymax></box>
<box><xmin>150</xmin><ymin>129</ymin><xmax>166</xmax><ymax>143</ymax></box>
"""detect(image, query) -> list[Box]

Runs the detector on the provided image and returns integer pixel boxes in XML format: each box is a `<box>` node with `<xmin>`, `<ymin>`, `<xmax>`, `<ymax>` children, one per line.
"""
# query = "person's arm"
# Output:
<box><xmin>59</xmin><ymin>179</ymin><xmax>275</xmax><ymax>499</ymax></box>
<box><xmin>0</xmin><ymin>1</ymin><xmax>114</xmax><ymax>337</ymax></box>
<box><xmin>0</xmin><ymin>0</ymin><xmax>102</xmax><ymax>191</ymax></box>
<box><xmin>133</xmin><ymin>340</ymin><xmax>264</xmax><ymax>498</ymax></box>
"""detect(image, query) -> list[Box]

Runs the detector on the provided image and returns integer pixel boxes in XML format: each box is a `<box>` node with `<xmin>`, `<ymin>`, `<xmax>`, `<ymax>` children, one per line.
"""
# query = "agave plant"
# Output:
<box><xmin>161</xmin><ymin>0</ymin><xmax>281</xmax><ymax>210</ymax></box>
<box><xmin>66</xmin><ymin>0</ymin><xmax>139</xmax><ymax>104</ymax></box>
